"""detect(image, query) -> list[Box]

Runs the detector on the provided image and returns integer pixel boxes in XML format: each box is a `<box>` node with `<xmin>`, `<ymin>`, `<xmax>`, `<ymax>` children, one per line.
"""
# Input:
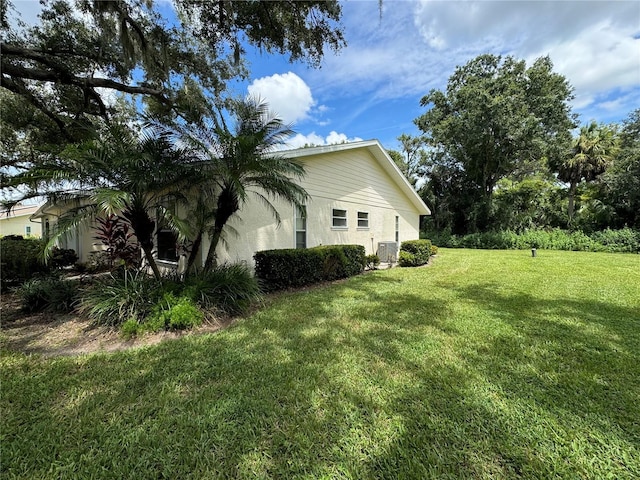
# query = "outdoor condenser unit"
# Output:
<box><xmin>377</xmin><ymin>241</ymin><xmax>398</xmax><ymax>263</ymax></box>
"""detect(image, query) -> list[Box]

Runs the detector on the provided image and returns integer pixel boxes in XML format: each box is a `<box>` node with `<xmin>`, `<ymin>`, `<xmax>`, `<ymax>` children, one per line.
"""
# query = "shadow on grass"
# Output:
<box><xmin>2</xmin><ymin>272</ymin><xmax>639</xmax><ymax>478</ymax></box>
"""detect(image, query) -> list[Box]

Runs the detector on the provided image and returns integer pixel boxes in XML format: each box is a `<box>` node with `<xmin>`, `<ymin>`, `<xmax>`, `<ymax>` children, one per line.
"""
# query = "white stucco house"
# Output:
<box><xmin>0</xmin><ymin>203</ymin><xmax>43</xmax><ymax>238</ymax></box>
<box><xmin>32</xmin><ymin>140</ymin><xmax>430</xmax><ymax>269</ymax></box>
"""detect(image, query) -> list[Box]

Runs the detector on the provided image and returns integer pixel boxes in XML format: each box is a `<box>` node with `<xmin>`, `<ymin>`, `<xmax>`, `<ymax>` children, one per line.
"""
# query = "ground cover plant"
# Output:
<box><xmin>425</xmin><ymin>227</ymin><xmax>640</xmax><ymax>253</ymax></box>
<box><xmin>2</xmin><ymin>249</ymin><xmax>639</xmax><ymax>479</ymax></box>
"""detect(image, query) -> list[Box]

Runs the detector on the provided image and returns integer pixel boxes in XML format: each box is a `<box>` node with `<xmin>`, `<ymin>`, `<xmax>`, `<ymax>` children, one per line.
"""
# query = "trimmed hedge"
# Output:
<box><xmin>254</xmin><ymin>244</ymin><xmax>366</xmax><ymax>291</ymax></box>
<box><xmin>0</xmin><ymin>237</ymin><xmax>50</xmax><ymax>289</ymax></box>
<box><xmin>398</xmin><ymin>239</ymin><xmax>432</xmax><ymax>267</ymax></box>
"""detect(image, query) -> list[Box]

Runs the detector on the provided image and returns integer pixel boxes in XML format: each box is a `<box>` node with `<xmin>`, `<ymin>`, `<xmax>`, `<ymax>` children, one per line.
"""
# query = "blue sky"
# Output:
<box><xmin>230</xmin><ymin>0</ymin><xmax>640</xmax><ymax>151</ymax></box>
<box><xmin>11</xmin><ymin>0</ymin><xmax>640</xmax><ymax>152</ymax></box>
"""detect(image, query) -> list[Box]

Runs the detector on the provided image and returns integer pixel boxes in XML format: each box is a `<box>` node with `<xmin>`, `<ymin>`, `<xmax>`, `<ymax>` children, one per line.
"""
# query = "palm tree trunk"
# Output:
<box><xmin>567</xmin><ymin>180</ymin><xmax>577</xmax><ymax>225</ymax></box>
<box><xmin>185</xmin><ymin>232</ymin><xmax>203</xmax><ymax>275</ymax></box>
<box><xmin>203</xmin><ymin>228</ymin><xmax>223</xmax><ymax>272</ymax></box>
<box><xmin>142</xmin><ymin>244</ymin><xmax>162</xmax><ymax>280</ymax></box>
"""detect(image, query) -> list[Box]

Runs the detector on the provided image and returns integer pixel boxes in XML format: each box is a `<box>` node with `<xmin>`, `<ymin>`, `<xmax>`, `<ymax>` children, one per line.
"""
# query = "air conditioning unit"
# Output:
<box><xmin>377</xmin><ymin>241</ymin><xmax>398</xmax><ymax>263</ymax></box>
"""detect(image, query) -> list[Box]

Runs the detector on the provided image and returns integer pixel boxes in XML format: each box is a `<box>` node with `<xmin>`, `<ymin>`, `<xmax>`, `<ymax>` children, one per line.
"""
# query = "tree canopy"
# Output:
<box><xmin>415</xmin><ymin>54</ymin><xmax>576</xmax><ymax>232</ymax></box>
<box><xmin>0</xmin><ymin>0</ymin><xmax>344</xmax><ymax>146</ymax></box>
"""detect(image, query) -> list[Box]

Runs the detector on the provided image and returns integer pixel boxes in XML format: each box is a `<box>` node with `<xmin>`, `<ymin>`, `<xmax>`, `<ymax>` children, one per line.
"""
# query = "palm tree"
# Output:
<box><xmin>4</xmin><ymin>123</ymin><xmax>198</xmax><ymax>279</ymax></box>
<box><xmin>558</xmin><ymin>122</ymin><xmax>618</xmax><ymax>224</ymax></box>
<box><xmin>176</xmin><ymin>97</ymin><xmax>309</xmax><ymax>273</ymax></box>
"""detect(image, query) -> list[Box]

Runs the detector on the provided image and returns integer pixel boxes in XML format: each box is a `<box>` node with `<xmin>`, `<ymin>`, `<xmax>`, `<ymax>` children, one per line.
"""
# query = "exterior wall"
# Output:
<box><xmin>0</xmin><ymin>215</ymin><xmax>42</xmax><ymax>237</ymax></box>
<box><xmin>39</xmin><ymin>212</ymin><xmax>105</xmax><ymax>263</ymax></box>
<box><xmin>0</xmin><ymin>205</ymin><xmax>43</xmax><ymax>237</ymax></box>
<box><xmin>33</xmin><ymin>142</ymin><xmax>428</xmax><ymax>270</ymax></box>
<box><xmin>207</xmin><ymin>147</ymin><xmax>423</xmax><ymax>268</ymax></box>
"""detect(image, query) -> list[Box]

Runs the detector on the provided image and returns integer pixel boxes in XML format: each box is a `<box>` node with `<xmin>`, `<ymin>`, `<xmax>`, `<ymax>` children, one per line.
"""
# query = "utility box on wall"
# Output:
<box><xmin>377</xmin><ymin>241</ymin><xmax>398</xmax><ymax>263</ymax></box>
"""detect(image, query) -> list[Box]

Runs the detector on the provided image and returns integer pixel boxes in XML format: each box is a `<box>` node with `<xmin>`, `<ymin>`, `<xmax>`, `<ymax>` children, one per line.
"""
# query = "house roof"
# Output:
<box><xmin>0</xmin><ymin>203</ymin><xmax>43</xmax><ymax>220</ymax></box>
<box><xmin>280</xmin><ymin>140</ymin><xmax>431</xmax><ymax>215</ymax></box>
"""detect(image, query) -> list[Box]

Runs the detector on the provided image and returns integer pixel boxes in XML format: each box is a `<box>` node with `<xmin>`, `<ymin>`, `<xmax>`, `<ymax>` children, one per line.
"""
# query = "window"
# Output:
<box><xmin>25</xmin><ymin>225</ymin><xmax>32</xmax><ymax>236</ymax></box>
<box><xmin>157</xmin><ymin>229</ymin><xmax>178</xmax><ymax>262</ymax></box>
<box><xmin>357</xmin><ymin>211</ymin><xmax>369</xmax><ymax>229</ymax></box>
<box><xmin>332</xmin><ymin>208</ymin><xmax>347</xmax><ymax>228</ymax></box>
<box><xmin>295</xmin><ymin>207</ymin><xmax>306</xmax><ymax>249</ymax></box>
<box><xmin>395</xmin><ymin>216</ymin><xmax>399</xmax><ymax>243</ymax></box>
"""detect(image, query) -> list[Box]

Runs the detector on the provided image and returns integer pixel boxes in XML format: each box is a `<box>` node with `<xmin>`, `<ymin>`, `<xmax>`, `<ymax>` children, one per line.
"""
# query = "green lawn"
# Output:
<box><xmin>2</xmin><ymin>249</ymin><xmax>639</xmax><ymax>479</ymax></box>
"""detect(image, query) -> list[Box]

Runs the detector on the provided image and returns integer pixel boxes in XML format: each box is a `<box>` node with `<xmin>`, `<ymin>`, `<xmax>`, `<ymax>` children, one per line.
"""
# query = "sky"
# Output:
<box><xmin>10</xmin><ymin>0</ymin><xmax>640</xmax><ymax>152</ymax></box>
<box><xmin>232</xmin><ymin>0</ymin><xmax>640</xmax><ymax>151</ymax></box>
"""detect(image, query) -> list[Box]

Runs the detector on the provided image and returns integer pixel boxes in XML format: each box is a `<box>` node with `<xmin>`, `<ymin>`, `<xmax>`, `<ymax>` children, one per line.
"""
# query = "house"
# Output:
<box><xmin>33</xmin><ymin>140</ymin><xmax>430</xmax><ymax>269</ymax></box>
<box><xmin>0</xmin><ymin>203</ymin><xmax>44</xmax><ymax>238</ymax></box>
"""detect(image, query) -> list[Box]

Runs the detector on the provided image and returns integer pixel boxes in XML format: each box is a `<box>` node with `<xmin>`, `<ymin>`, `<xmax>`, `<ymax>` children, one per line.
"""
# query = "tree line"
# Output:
<box><xmin>389</xmin><ymin>55</ymin><xmax>638</xmax><ymax>236</ymax></box>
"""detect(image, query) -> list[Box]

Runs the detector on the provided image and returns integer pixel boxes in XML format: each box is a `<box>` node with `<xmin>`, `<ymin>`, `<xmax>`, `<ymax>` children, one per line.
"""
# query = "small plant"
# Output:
<box><xmin>16</xmin><ymin>275</ymin><xmax>80</xmax><ymax>313</ymax></box>
<box><xmin>94</xmin><ymin>214</ymin><xmax>141</xmax><ymax>269</ymax></box>
<box><xmin>120</xmin><ymin>318</ymin><xmax>141</xmax><ymax>338</ymax></box>
<box><xmin>365</xmin><ymin>254</ymin><xmax>380</xmax><ymax>270</ymax></box>
<box><xmin>184</xmin><ymin>264</ymin><xmax>262</xmax><ymax>315</ymax></box>
<box><xmin>430</xmin><ymin>245</ymin><xmax>439</xmax><ymax>255</ymax></box>
<box><xmin>80</xmin><ymin>271</ymin><xmax>164</xmax><ymax>326</ymax></box>
<box><xmin>148</xmin><ymin>293</ymin><xmax>203</xmax><ymax>331</ymax></box>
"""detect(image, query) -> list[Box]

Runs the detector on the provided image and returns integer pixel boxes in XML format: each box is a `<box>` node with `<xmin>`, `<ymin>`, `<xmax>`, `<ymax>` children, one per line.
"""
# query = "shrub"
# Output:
<box><xmin>399</xmin><ymin>239</ymin><xmax>432</xmax><ymax>267</ymax></box>
<box><xmin>79</xmin><ymin>271</ymin><xmax>165</xmax><ymax>326</ymax></box>
<box><xmin>93</xmin><ymin>215</ymin><xmax>140</xmax><ymax>268</ymax></box>
<box><xmin>254</xmin><ymin>244</ymin><xmax>365</xmax><ymax>291</ymax></box>
<box><xmin>149</xmin><ymin>293</ymin><xmax>203</xmax><ymax>331</ymax></box>
<box><xmin>0</xmin><ymin>237</ymin><xmax>50</xmax><ymax>288</ymax></box>
<box><xmin>421</xmin><ymin>228</ymin><xmax>640</xmax><ymax>253</ymax></box>
<box><xmin>589</xmin><ymin>228</ymin><xmax>640</xmax><ymax>253</ymax></box>
<box><xmin>184</xmin><ymin>264</ymin><xmax>263</xmax><ymax>315</ymax></box>
<box><xmin>16</xmin><ymin>275</ymin><xmax>80</xmax><ymax>313</ymax></box>
<box><xmin>50</xmin><ymin>247</ymin><xmax>78</xmax><ymax>268</ymax></box>
<box><xmin>430</xmin><ymin>245</ymin><xmax>439</xmax><ymax>255</ymax></box>
<box><xmin>365</xmin><ymin>254</ymin><xmax>380</xmax><ymax>270</ymax></box>
<box><xmin>121</xmin><ymin>318</ymin><xmax>141</xmax><ymax>338</ymax></box>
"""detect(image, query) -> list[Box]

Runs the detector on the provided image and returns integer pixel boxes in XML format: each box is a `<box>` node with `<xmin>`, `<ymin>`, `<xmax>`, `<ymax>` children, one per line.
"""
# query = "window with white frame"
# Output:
<box><xmin>295</xmin><ymin>206</ymin><xmax>306</xmax><ymax>249</ymax></box>
<box><xmin>357</xmin><ymin>211</ymin><xmax>369</xmax><ymax>229</ymax></box>
<box><xmin>332</xmin><ymin>208</ymin><xmax>347</xmax><ymax>228</ymax></box>
<box><xmin>25</xmin><ymin>225</ymin><xmax>32</xmax><ymax>236</ymax></box>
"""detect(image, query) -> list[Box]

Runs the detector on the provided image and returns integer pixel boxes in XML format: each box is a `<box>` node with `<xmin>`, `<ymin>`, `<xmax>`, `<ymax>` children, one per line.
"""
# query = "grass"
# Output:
<box><xmin>2</xmin><ymin>249</ymin><xmax>639</xmax><ymax>479</ymax></box>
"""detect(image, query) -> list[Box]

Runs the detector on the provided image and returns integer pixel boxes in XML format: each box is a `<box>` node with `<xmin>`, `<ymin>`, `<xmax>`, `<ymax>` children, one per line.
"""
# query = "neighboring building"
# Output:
<box><xmin>0</xmin><ymin>203</ymin><xmax>43</xmax><ymax>238</ymax></box>
<box><xmin>33</xmin><ymin>140</ymin><xmax>430</xmax><ymax>269</ymax></box>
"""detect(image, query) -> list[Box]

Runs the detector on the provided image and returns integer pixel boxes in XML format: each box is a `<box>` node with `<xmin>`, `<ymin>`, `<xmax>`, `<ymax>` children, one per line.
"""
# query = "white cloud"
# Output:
<box><xmin>309</xmin><ymin>0</ymin><xmax>639</xmax><ymax>121</ymax></box>
<box><xmin>247</xmin><ymin>72</ymin><xmax>315</xmax><ymax>124</ymax></box>
<box><xmin>413</xmin><ymin>0</ymin><xmax>640</xmax><ymax>97</ymax></box>
<box><xmin>285</xmin><ymin>131</ymin><xmax>363</xmax><ymax>149</ymax></box>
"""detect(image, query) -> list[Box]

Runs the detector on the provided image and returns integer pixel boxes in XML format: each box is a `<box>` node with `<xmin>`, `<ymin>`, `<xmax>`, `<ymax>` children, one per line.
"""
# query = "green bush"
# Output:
<box><xmin>365</xmin><ymin>254</ymin><xmax>380</xmax><ymax>270</ymax></box>
<box><xmin>254</xmin><ymin>244</ymin><xmax>365</xmax><ymax>291</ymax></box>
<box><xmin>120</xmin><ymin>318</ymin><xmax>141</xmax><ymax>338</ymax></box>
<box><xmin>50</xmin><ymin>247</ymin><xmax>78</xmax><ymax>268</ymax></box>
<box><xmin>430</xmin><ymin>245</ymin><xmax>439</xmax><ymax>255</ymax></box>
<box><xmin>79</xmin><ymin>271</ymin><xmax>165</xmax><ymax>326</ymax></box>
<box><xmin>184</xmin><ymin>264</ymin><xmax>262</xmax><ymax>315</ymax></box>
<box><xmin>399</xmin><ymin>239</ymin><xmax>432</xmax><ymax>267</ymax></box>
<box><xmin>16</xmin><ymin>275</ymin><xmax>80</xmax><ymax>313</ymax></box>
<box><xmin>149</xmin><ymin>293</ymin><xmax>203</xmax><ymax>331</ymax></box>
<box><xmin>422</xmin><ymin>228</ymin><xmax>640</xmax><ymax>253</ymax></box>
<box><xmin>0</xmin><ymin>237</ymin><xmax>50</xmax><ymax>288</ymax></box>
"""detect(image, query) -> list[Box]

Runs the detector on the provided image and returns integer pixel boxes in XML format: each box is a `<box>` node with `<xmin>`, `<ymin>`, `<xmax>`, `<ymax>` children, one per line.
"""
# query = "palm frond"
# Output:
<box><xmin>42</xmin><ymin>203</ymin><xmax>99</xmax><ymax>261</ymax></box>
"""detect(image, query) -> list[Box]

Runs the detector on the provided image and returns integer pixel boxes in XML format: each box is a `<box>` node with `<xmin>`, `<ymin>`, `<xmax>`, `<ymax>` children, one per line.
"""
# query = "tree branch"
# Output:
<box><xmin>1</xmin><ymin>42</ymin><xmax>170</xmax><ymax>105</ymax></box>
<box><xmin>0</xmin><ymin>75</ymin><xmax>74</xmax><ymax>141</ymax></box>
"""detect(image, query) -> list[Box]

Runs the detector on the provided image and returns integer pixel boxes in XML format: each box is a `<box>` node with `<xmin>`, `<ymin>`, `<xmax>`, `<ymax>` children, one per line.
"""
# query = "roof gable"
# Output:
<box><xmin>280</xmin><ymin>140</ymin><xmax>431</xmax><ymax>215</ymax></box>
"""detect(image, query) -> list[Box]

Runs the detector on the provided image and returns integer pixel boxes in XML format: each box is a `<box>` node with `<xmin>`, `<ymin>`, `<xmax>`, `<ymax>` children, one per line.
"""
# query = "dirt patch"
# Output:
<box><xmin>0</xmin><ymin>292</ymin><xmax>233</xmax><ymax>358</ymax></box>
